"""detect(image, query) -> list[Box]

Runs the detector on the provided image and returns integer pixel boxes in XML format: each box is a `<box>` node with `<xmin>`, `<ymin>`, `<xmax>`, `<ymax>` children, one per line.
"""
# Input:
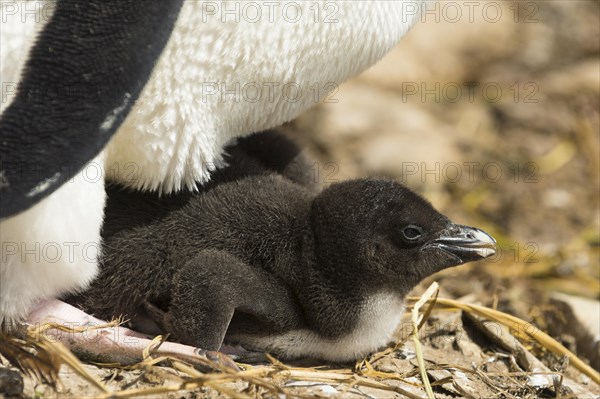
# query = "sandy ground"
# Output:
<box><xmin>1</xmin><ymin>0</ymin><xmax>599</xmax><ymax>398</ymax></box>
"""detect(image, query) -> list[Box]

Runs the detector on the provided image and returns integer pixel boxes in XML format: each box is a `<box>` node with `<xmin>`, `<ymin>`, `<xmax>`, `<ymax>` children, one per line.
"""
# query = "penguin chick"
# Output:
<box><xmin>70</xmin><ymin>147</ymin><xmax>496</xmax><ymax>362</ymax></box>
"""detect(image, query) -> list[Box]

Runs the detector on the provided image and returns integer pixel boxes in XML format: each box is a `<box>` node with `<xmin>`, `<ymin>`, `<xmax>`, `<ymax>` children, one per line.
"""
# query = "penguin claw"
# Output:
<box><xmin>228</xmin><ymin>350</ymin><xmax>269</xmax><ymax>364</ymax></box>
<box><xmin>198</xmin><ymin>349</ymin><xmax>241</xmax><ymax>371</ymax></box>
<box><xmin>214</xmin><ymin>345</ymin><xmax>267</xmax><ymax>363</ymax></box>
<box><xmin>21</xmin><ymin>299</ymin><xmax>238</xmax><ymax>370</ymax></box>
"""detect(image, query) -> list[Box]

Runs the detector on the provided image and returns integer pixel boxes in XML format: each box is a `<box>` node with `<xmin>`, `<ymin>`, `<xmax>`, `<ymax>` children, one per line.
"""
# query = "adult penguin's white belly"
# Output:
<box><xmin>0</xmin><ymin>0</ymin><xmax>429</xmax><ymax>330</ymax></box>
<box><xmin>106</xmin><ymin>1</ymin><xmax>424</xmax><ymax>192</ymax></box>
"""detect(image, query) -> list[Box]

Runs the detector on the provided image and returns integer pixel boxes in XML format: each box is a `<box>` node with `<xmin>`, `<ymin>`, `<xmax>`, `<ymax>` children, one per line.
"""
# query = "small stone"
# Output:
<box><xmin>0</xmin><ymin>367</ymin><xmax>24</xmax><ymax>397</ymax></box>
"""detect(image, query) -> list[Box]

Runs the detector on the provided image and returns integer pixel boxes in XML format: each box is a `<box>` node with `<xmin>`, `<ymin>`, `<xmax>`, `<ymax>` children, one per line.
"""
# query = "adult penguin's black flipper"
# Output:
<box><xmin>0</xmin><ymin>0</ymin><xmax>184</xmax><ymax>218</ymax></box>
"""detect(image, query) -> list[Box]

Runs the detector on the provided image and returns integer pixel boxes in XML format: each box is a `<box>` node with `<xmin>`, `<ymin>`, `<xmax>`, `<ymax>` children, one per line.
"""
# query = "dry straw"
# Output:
<box><xmin>1</xmin><ymin>282</ymin><xmax>598</xmax><ymax>398</ymax></box>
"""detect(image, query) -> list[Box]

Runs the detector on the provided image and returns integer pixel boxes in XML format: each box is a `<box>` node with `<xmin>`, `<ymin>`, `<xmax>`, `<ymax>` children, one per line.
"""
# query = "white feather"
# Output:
<box><xmin>0</xmin><ymin>155</ymin><xmax>106</xmax><ymax>326</ymax></box>
<box><xmin>105</xmin><ymin>0</ymin><xmax>430</xmax><ymax>193</ymax></box>
<box><xmin>1</xmin><ymin>0</ymin><xmax>54</xmax><ymax>113</ymax></box>
<box><xmin>231</xmin><ymin>292</ymin><xmax>406</xmax><ymax>361</ymax></box>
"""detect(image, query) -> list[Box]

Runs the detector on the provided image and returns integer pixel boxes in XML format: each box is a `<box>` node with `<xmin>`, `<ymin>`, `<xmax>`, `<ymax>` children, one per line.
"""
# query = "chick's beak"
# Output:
<box><xmin>425</xmin><ymin>224</ymin><xmax>496</xmax><ymax>264</ymax></box>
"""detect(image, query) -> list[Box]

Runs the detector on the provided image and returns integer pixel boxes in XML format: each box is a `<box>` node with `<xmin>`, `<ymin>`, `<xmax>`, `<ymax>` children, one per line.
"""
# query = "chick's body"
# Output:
<box><xmin>70</xmin><ymin>132</ymin><xmax>496</xmax><ymax>361</ymax></box>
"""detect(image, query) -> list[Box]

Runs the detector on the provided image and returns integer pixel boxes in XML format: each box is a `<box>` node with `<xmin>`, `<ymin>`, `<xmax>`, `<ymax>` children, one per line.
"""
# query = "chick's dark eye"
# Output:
<box><xmin>402</xmin><ymin>225</ymin><xmax>423</xmax><ymax>241</ymax></box>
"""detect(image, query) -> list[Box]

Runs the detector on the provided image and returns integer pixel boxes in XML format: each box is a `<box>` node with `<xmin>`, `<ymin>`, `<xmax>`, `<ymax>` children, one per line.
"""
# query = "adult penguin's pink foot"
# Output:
<box><xmin>22</xmin><ymin>299</ymin><xmax>239</xmax><ymax>370</ymax></box>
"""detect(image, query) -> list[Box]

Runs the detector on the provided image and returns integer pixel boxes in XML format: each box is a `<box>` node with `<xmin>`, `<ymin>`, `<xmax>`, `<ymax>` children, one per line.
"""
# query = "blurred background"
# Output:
<box><xmin>285</xmin><ymin>0</ymin><xmax>599</xmax><ymax>370</ymax></box>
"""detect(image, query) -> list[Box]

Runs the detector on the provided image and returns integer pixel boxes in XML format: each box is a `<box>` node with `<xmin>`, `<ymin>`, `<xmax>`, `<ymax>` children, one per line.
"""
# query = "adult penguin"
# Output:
<box><xmin>0</xmin><ymin>1</ymin><xmax>431</xmax><ymax>328</ymax></box>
